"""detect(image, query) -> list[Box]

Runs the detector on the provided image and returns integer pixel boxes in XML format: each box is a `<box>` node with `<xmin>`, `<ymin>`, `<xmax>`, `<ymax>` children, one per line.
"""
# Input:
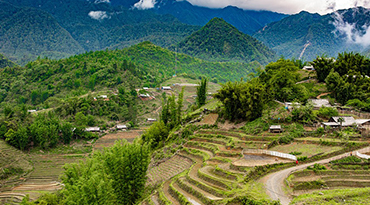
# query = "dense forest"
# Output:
<box><xmin>175</xmin><ymin>18</ymin><xmax>276</xmax><ymax>64</ymax></box>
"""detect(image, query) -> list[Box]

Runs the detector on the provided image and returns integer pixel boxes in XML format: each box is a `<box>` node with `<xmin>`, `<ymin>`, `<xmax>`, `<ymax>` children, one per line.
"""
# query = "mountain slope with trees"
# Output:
<box><xmin>254</xmin><ymin>7</ymin><xmax>369</xmax><ymax>60</ymax></box>
<box><xmin>174</xmin><ymin>18</ymin><xmax>276</xmax><ymax>64</ymax></box>
<box><xmin>0</xmin><ymin>1</ymin><xmax>84</xmax><ymax>65</ymax></box>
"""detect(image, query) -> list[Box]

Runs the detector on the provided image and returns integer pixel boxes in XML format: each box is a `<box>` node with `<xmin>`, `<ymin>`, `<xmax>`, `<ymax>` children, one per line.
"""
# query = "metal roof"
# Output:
<box><xmin>270</xmin><ymin>125</ymin><xmax>282</xmax><ymax>129</ymax></box>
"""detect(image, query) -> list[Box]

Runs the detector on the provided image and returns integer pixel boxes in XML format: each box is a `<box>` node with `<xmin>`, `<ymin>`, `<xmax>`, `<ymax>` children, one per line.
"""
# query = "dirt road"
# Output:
<box><xmin>261</xmin><ymin>146</ymin><xmax>370</xmax><ymax>205</ymax></box>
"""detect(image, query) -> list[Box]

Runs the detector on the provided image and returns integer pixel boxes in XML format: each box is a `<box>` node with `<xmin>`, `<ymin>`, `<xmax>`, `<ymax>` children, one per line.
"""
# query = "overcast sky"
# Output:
<box><xmin>181</xmin><ymin>0</ymin><xmax>370</xmax><ymax>14</ymax></box>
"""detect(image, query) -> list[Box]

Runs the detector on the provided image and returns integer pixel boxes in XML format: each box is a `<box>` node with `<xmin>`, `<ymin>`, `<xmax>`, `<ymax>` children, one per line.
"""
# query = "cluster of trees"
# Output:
<box><xmin>21</xmin><ymin>140</ymin><xmax>151</xmax><ymax>205</ymax></box>
<box><xmin>0</xmin><ymin>86</ymin><xmax>143</xmax><ymax>150</ymax></box>
<box><xmin>0</xmin><ymin>105</ymin><xmax>96</xmax><ymax>150</ymax></box>
<box><xmin>259</xmin><ymin>58</ymin><xmax>310</xmax><ymax>102</ymax></box>
<box><xmin>214</xmin><ymin>79</ymin><xmax>266</xmax><ymax>121</ymax></box>
<box><xmin>313</xmin><ymin>52</ymin><xmax>370</xmax><ymax>110</ymax></box>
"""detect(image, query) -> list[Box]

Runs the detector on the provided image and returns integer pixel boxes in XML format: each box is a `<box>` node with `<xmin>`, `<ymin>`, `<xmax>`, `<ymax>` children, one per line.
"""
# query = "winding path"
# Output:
<box><xmin>261</xmin><ymin>146</ymin><xmax>370</xmax><ymax>205</ymax></box>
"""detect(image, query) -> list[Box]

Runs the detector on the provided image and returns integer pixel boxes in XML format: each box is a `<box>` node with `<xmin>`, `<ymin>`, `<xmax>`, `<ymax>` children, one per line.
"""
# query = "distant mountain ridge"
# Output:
<box><xmin>174</xmin><ymin>18</ymin><xmax>276</xmax><ymax>64</ymax></box>
<box><xmin>151</xmin><ymin>0</ymin><xmax>288</xmax><ymax>35</ymax></box>
<box><xmin>253</xmin><ymin>7</ymin><xmax>370</xmax><ymax>60</ymax></box>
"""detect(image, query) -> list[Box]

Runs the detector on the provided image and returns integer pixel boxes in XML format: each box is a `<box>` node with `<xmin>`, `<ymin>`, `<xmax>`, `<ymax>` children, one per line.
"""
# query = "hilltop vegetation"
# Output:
<box><xmin>175</xmin><ymin>18</ymin><xmax>276</xmax><ymax>64</ymax></box>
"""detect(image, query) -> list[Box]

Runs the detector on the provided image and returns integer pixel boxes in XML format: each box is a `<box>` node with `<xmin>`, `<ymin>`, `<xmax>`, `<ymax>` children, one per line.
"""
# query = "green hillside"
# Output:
<box><xmin>0</xmin><ymin>1</ymin><xmax>84</xmax><ymax>65</ymax></box>
<box><xmin>0</xmin><ymin>53</ymin><xmax>16</xmax><ymax>68</ymax></box>
<box><xmin>0</xmin><ymin>41</ymin><xmax>257</xmax><ymax>106</ymax></box>
<box><xmin>174</xmin><ymin>18</ymin><xmax>276</xmax><ymax>64</ymax></box>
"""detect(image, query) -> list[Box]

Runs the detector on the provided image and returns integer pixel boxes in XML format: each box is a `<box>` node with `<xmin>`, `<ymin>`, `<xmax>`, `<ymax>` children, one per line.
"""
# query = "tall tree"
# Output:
<box><xmin>196</xmin><ymin>77</ymin><xmax>208</xmax><ymax>107</ymax></box>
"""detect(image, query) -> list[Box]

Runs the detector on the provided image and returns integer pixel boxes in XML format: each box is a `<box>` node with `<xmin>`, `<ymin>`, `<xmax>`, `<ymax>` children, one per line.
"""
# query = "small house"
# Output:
<box><xmin>28</xmin><ymin>109</ymin><xmax>37</xmax><ymax>113</ymax></box>
<box><xmin>139</xmin><ymin>94</ymin><xmax>150</xmax><ymax>98</ymax></box>
<box><xmin>85</xmin><ymin>127</ymin><xmax>100</xmax><ymax>132</ymax></box>
<box><xmin>162</xmin><ymin>86</ymin><xmax>172</xmax><ymax>90</ymax></box>
<box><xmin>99</xmin><ymin>95</ymin><xmax>108</xmax><ymax>99</ymax></box>
<box><xmin>143</xmin><ymin>87</ymin><xmax>149</xmax><ymax>90</ymax></box>
<box><xmin>269</xmin><ymin>125</ymin><xmax>283</xmax><ymax>133</ymax></box>
<box><xmin>147</xmin><ymin>118</ymin><xmax>157</xmax><ymax>123</ymax></box>
<box><xmin>116</xmin><ymin>124</ymin><xmax>128</xmax><ymax>130</ymax></box>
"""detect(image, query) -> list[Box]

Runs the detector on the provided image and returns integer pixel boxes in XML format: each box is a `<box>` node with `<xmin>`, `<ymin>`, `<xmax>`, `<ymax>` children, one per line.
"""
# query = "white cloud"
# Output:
<box><xmin>94</xmin><ymin>0</ymin><xmax>110</xmax><ymax>3</ymax></box>
<box><xmin>185</xmin><ymin>0</ymin><xmax>370</xmax><ymax>14</ymax></box>
<box><xmin>332</xmin><ymin>9</ymin><xmax>370</xmax><ymax>47</ymax></box>
<box><xmin>88</xmin><ymin>11</ymin><xmax>109</xmax><ymax>20</ymax></box>
<box><xmin>133</xmin><ymin>0</ymin><xmax>157</xmax><ymax>10</ymax></box>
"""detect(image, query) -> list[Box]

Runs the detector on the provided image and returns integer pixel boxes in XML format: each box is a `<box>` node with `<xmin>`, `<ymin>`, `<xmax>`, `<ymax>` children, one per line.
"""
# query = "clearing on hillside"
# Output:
<box><xmin>93</xmin><ymin>130</ymin><xmax>143</xmax><ymax>151</ymax></box>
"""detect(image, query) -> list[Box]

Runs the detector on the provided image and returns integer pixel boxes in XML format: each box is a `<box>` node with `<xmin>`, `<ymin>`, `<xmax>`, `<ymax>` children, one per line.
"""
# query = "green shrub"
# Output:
<box><xmin>289</xmin><ymin>151</ymin><xmax>302</xmax><ymax>156</ymax></box>
<box><xmin>297</xmin><ymin>156</ymin><xmax>308</xmax><ymax>162</ymax></box>
<box><xmin>331</xmin><ymin>156</ymin><xmax>362</xmax><ymax>164</ymax></box>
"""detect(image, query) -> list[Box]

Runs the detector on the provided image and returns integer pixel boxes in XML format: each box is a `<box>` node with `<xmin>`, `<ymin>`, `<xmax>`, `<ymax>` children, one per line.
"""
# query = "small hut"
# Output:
<box><xmin>116</xmin><ymin>124</ymin><xmax>128</xmax><ymax>131</ymax></box>
<box><xmin>269</xmin><ymin>125</ymin><xmax>283</xmax><ymax>133</ymax></box>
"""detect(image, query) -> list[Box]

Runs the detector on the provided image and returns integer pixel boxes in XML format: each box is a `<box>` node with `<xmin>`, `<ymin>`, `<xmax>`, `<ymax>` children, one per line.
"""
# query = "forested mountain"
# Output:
<box><xmin>174</xmin><ymin>18</ymin><xmax>276</xmax><ymax>64</ymax></box>
<box><xmin>0</xmin><ymin>0</ymin><xmax>199</xmax><ymax>65</ymax></box>
<box><xmin>0</xmin><ymin>53</ymin><xmax>17</xmax><ymax>68</ymax></box>
<box><xmin>0</xmin><ymin>1</ymin><xmax>84</xmax><ymax>65</ymax></box>
<box><xmin>253</xmin><ymin>7</ymin><xmax>369</xmax><ymax>60</ymax></box>
<box><xmin>150</xmin><ymin>0</ymin><xmax>287</xmax><ymax>35</ymax></box>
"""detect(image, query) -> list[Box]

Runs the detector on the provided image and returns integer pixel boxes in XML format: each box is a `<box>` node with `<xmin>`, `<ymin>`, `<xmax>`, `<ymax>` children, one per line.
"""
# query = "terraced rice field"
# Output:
<box><xmin>288</xmin><ymin>156</ymin><xmax>370</xmax><ymax>198</ymax></box>
<box><xmin>147</xmin><ymin>155</ymin><xmax>193</xmax><ymax>185</ymax></box>
<box><xmin>0</xmin><ymin>140</ymin><xmax>89</xmax><ymax>204</ymax></box>
<box><xmin>140</xmin><ymin>129</ymin><xmax>297</xmax><ymax>205</ymax></box>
